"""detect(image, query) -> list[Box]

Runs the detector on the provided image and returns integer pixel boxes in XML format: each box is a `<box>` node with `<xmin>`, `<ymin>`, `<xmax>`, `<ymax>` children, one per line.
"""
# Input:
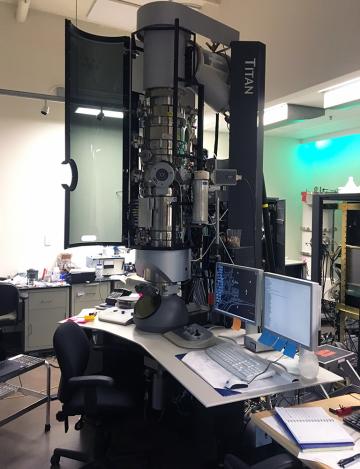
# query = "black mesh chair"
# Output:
<box><xmin>224</xmin><ymin>453</ymin><xmax>302</xmax><ymax>469</ymax></box>
<box><xmin>0</xmin><ymin>284</ymin><xmax>20</xmax><ymax>360</ymax></box>
<box><xmin>51</xmin><ymin>321</ymin><xmax>137</xmax><ymax>468</ymax></box>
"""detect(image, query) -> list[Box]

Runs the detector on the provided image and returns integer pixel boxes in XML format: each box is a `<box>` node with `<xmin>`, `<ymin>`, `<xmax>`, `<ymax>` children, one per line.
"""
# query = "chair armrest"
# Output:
<box><xmin>68</xmin><ymin>375</ymin><xmax>114</xmax><ymax>389</ymax></box>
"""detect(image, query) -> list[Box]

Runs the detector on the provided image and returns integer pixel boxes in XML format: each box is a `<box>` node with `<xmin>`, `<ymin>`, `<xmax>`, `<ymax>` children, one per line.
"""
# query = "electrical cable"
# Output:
<box><xmin>213</xmin><ymin>112</ymin><xmax>219</xmax><ymax>159</ymax></box>
<box><xmin>220</xmin><ymin>236</ymin><xmax>234</xmax><ymax>264</ymax></box>
<box><xmin>191</xmin><ymin>237</ymin><xmax>216</xmax><ymax>262</ymax></box>
<box><xmin>246</xmin><ymin>354</ymin><xmax>284</xmax><ymax>385</ymax></box>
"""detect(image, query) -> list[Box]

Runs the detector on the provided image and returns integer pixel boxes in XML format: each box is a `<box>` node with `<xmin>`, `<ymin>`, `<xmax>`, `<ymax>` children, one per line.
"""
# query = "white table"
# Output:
<box><xmin>82</xmin><ymin>318</ymin><xmax>342</xmax><ymax>408</ymax></box>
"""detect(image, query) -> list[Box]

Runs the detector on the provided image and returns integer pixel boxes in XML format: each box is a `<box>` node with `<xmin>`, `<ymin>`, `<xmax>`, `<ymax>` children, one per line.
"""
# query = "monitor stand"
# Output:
<box><xmin>245</xmin><ymin>323</ymin><xmax>258</xmax><ymax>335</ymax></box>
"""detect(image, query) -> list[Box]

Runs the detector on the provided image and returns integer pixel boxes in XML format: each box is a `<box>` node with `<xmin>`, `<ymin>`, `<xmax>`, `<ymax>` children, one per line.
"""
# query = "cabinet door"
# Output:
<box><xmin>71</xmin><ymin>282</ymin><xmax>110</xmax><ymax>316</ymax></box>
<box><xmin>26</xmin><ymin>289</ymin><xmax>69</xmax><ymax>351</ymax></box>
<box><xmin>63</xmin><ymin>21</ymin><xmax>131</xmax><ymax>248</ymax></box>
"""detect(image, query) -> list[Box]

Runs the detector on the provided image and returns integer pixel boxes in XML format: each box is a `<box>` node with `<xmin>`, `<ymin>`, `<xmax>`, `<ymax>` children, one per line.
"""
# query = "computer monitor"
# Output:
<box><xmin>262</xmin><ymin>273</ymin><xmax>321</xmax><ymax>351</ymax></box>
<box><xmin>214</xmin><ymin>262</ymin><xmax>263</xmax><ymax>325</ymax></box>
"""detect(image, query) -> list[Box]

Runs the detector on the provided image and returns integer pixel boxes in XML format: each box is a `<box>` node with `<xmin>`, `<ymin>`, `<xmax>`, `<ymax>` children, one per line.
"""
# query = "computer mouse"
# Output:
<box><xmin>225</xmin><ymin>378</ymin><xmax>248</xmax><ymax>390</ymax></box>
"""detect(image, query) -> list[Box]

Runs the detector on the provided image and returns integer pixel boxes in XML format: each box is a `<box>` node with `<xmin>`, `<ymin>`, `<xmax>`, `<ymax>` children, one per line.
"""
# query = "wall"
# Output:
<box><xmin>263</xmin><ymin>137</ymin><xmax>310</xmax><ymax>260</ymax></box>
<box><xmin>264</xmin><ymin>134</ymin><xmax>360</xmax><ymax>259</ymax></box>
<box><xmin>204</xmin><ymin>0</ymin><xmax>360</xmax><ymax>103</ymax></box>
<box><xmin>0</xmin><ymin>2</ymin><xmax>127</xmax><ymax>93</ymax></box>
<box><xmin>0</xmin><ymin>3</ymin><xmax>128</xmax><ymax>276</ymax></box>
<box><xmin>203</xmin><ymin>130</ymin><xmax>229</xmax><ymax>160</ymax></box>
<box><xmin>0</xmin><ymin>96</ymin><xmax>65</xmax><ymax>276</ymax></box>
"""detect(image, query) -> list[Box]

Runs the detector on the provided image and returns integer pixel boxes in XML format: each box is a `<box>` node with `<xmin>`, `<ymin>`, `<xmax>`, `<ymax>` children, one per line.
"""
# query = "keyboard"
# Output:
<box><xmin>344</xmin><ymin>413</ymin><xmax>360</xmax><ymax>432</ymax></box>
<box><xmin>205</xmin><ymin>342</ymin><xmax>276</xmax><ymax>383</ymax></box>
<box><xmin>12</xmin><ymin>355</ymin><xmax>45</xmax><ymax>368</ymax></box>
<box><xmin>0</xmin><ymin>383</ymin><xmax>18</xmax><ymax>399</ymax></box>
<box><xmin>0</xmin><ymin>355</ymin><xmax>45</xmax><ymax>379</ymax></box>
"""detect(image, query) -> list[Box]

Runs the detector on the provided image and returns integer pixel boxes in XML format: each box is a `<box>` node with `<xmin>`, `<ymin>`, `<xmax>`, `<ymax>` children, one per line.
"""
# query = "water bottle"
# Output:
<box><xmin>298</xmin><ymin>348</ymin><xmax>319</xmax><ymax>380</ymax></box>
<box><xmin>95</xmin><ymin>263</ymin><xmax>103</xmax><ymax>280</ymax></box>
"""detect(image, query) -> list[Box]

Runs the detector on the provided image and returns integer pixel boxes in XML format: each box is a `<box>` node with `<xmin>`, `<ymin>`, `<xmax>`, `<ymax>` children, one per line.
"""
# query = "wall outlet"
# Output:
<box><xmin>44</xmin><ymin>235</ymin><xmax>52</xmax><ymax>246</ymax></box>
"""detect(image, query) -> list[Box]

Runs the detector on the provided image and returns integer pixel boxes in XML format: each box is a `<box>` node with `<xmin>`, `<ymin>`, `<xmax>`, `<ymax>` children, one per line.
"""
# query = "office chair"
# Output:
<box><xmin>224</xmin><ymin>453</ymin><xmax>302</xmax><ymax>469</ymax></box>
<box><xmin>0</xmin><ymin>283</ymin><xmax>20</xmax><ymax>360</ymax></box>
<box><xmin>51</xmin><ymin>321</ymin><xmax>137</xmax><ymax>468</ymax></box>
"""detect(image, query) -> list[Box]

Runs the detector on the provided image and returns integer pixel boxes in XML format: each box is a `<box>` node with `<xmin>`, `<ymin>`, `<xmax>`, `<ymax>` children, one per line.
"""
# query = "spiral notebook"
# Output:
<box><xmin>275</xmin><ymin>407</ymin><xmax>354</xmax><ymax>452</ymax></box>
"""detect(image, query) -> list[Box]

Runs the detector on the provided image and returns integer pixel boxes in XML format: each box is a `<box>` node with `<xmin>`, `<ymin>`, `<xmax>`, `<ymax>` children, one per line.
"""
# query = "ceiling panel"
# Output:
<box><xmin>87</xmin><ymin>0</ymin><xmax>221</xmax><ymax>32</ymax></box>
<box><xmin>265</xmin><ymin>105</ymin><xmax>360</xmax><ymax>141</ymax></box>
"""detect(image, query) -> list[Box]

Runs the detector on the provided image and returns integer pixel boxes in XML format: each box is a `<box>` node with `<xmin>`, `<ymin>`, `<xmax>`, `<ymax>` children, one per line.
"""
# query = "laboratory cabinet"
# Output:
<box><xmin>22</xmin><ymin>287</ymin><xmax>70</xmax><ymax>352</ymax></box>
<box><xmin>71</xmin><ymin>281</ymin><xmax>111</xmax><ymax>316</ymax></box>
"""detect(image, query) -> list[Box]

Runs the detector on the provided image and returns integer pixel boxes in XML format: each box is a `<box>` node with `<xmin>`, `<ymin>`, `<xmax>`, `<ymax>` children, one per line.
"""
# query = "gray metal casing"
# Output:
<box><xmin>134</xmin><ymin>294</ymin><xmax>188</xmax><ymax>333</ymax></box>
<box><xmin>135</xmin><ymin>249</ymin><xmax>191</xmax><ymax>284</ymax></box>
<box><xmin>137</xmin><ymin>2</ymin><xmax>239</xmax><ymax>46</ymax></box>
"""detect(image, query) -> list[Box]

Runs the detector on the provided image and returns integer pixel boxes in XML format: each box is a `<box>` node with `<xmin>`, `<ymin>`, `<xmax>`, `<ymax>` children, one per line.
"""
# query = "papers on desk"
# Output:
<box><xmin>59</xmin><ymin>308</ymin><xmax>96</xmax><ymax>324</ymax></box>
<box><xmin>180</xmin><ymin>349</ymin><xmax>296</xmax><ymax>396</ymax></box>
<box><xmin>262</xmin><ymin>415</ymin><xmax>360</xmax><ymax>469</ymax></box>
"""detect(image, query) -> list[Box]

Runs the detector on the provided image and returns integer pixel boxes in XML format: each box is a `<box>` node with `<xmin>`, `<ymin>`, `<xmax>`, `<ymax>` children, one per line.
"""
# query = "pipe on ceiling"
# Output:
<box><xmin>16</xmin><ymin>0</ymin><xmax>31</xmax><ymax>23</ymax></box>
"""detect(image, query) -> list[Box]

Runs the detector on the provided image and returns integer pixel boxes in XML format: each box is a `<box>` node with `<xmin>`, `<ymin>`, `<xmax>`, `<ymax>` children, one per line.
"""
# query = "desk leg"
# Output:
<box><xmin>44</xmin><ymin>361</ymin><xmax>51</xmax><ymax>432</ymax></box>
<box><xmin>319</xmin><ymin>384</ymin><xmax>330</xmax><ymax>399</ymax></box>
<box><xmin>265</xmin><ymin>395</ymin><xmax>273</xmax><ymax>410</ymax></box>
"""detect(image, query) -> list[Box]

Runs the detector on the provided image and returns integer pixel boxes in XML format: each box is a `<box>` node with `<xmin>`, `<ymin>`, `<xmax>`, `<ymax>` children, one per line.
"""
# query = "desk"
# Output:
<box><xmin>83</xmin><ymin>318</ymin><xmax>342</xmax><ymax>408</ymax></box>
<box><xmin>252</xmin><ymin>394</ymin><xmax>360</xmax><ymax>469</ymax></box>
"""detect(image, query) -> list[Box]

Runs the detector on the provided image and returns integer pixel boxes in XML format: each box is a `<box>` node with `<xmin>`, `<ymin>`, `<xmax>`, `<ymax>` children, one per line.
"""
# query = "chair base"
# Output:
<box><xmin>50</xmin><ymin>448</ymin><xmax>90</xmax><ymax>467</ymax></box>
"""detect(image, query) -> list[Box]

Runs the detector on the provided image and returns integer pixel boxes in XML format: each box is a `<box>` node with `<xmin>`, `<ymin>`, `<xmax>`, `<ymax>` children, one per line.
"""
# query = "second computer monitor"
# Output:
<box><xmin>214</xmin><ymin>262</ymin><xmax>263</xmax><ymax>325</ymax></box>
<box><xmin>263</xmin><ymin>273</ymin><xmax>321</xmax><ymax>351</ymax></box>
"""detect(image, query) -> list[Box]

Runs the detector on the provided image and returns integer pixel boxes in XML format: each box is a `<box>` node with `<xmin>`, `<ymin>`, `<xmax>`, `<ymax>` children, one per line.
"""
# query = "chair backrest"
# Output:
<box><xmin>53</xmin><ymin>321</ymin><xmax>90</xmax><ymax>403</ymax></box>
<box><xmin>0</xmin><ymin>284</ymin><xmax>19</xmax><ymax>316</ymax></box>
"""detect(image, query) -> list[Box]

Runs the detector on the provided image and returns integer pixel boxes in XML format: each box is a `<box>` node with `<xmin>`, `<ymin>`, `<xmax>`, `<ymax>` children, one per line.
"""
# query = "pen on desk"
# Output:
<box><xmin>338</xmin><ymin>452</ymin><xmax>360</xmax><ymax>468</ymax></box>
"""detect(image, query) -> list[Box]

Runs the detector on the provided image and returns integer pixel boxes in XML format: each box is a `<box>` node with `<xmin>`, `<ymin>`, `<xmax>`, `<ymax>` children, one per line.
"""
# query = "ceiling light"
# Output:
<box><xmin>81</xmin><ymin>235</ymin><xmax>97</xmax><ymax>242</ymax></box>
<box><xmin>263</xmin><ymin>103</ymin><xmax>288</xmax><ymax>126</ymax></box>
<box><xmin>263</xmin><ymin>103</ymin><xmax>324</xmax><ymax>127</ymax></box>
<box><xmin>322</xmin><ymin>78</ymin><xmax>360</xmax><ymax>108</ymax></box>
<box><xmin>75</xmin><ymin>107</ymin><xmax>124</xmax><ymax>119</ymax></box>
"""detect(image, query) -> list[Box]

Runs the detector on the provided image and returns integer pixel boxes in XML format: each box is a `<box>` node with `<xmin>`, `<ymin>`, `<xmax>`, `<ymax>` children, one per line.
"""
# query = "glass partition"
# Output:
<box><xmin>64</xmin><ymin>21</ymin><xmax>130</xmax><ymax>247</ymax></box>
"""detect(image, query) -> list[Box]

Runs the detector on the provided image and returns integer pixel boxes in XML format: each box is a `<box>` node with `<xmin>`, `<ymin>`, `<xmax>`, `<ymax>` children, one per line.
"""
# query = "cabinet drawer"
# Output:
<box><xmin>72</xmin><ymin>284</ymin><xmax>102</xmax><ymax>298</ymax></box>
<box><xmin>71</xmin><ymin>282</ymin><xmax>110</xmax><ymax>316</ymax></box>
<box><xmin>28</xmin><ymin>289</ymin><xmax>69</xmax><ymax>310</ymax></box>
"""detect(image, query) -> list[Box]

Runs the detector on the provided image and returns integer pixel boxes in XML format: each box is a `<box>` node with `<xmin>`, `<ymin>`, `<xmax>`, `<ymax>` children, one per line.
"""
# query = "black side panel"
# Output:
<box><xmin>228</xmin><ymin>41</ymin><xmax>266</xmax><ymax>268</ymax></box>
<box><xmin>64</xmin><ymin>21</ymin><xmax>130</xmax><ymax>248</ymax></box>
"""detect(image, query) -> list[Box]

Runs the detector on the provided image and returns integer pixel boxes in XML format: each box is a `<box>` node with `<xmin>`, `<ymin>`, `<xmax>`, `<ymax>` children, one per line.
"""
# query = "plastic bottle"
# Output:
<box><xmin>298</xmin><ymin>348</ymin><xmax>319</xmax><ymax>380</ymax></box>
<box><xmin>95</xmin><ymin>263</ymin><xmax>103</xmax><ymax>280</ymax></box>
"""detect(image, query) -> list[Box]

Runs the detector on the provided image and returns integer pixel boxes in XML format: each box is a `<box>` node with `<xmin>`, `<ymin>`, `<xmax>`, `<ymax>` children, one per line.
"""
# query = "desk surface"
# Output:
<box><xmin>252</xmin><ymin>394</ymin><xmax>360</xmax><ymax>469</ymax></box>
<box><xmin>83</xmin><ymin>318</ymin><xmax>342</xmax><ymax>408</ymax></box>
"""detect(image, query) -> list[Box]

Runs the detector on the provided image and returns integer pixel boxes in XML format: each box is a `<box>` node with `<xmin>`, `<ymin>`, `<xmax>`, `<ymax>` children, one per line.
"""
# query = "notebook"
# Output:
<box><xmin>275</xmin><ymin>407</ymin><xmax>354</xmax><ymax>452</ymax></box>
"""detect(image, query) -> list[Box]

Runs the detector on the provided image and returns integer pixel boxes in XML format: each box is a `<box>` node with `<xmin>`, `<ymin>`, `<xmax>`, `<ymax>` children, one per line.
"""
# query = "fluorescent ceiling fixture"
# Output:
<box><xmin>263</xmin><ymin>103</ymin><xmax>325</xmax><ymax>127</ymax></box>
<box><xmin>322</xmin><ymin>79</ymin><xmax>360</xmax><ymax>108</ymax></box>
<box><xmin>264</xmin><ymin>103</ymin><xmax>288</xmax><ymax>126</ymax></box>
<box><xmin>81</xmin><ymin>235</ymin><xmax>97</xmax><ymax>242</ymax></box>
<box><xmin>75</xmin><ymin>107</ymin><xmax>124</xmax><ymax>118</ymax></box>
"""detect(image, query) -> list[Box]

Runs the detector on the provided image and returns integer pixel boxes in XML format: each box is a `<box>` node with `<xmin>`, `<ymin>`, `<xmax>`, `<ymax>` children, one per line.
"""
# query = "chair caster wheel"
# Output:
<box><xmin>45</xmin><ymin>423</ymin><xmax>51</xmax><ymax>432</ymax></box>
<box><xmin>50</xmin><ymin>454</ymin><xmax>60</xmax><ymax>467</ymax></box>
<box><xmin>75</xmin><ymin>418</ymin><xmax>84</xmax><ymax>431</ymax></box>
